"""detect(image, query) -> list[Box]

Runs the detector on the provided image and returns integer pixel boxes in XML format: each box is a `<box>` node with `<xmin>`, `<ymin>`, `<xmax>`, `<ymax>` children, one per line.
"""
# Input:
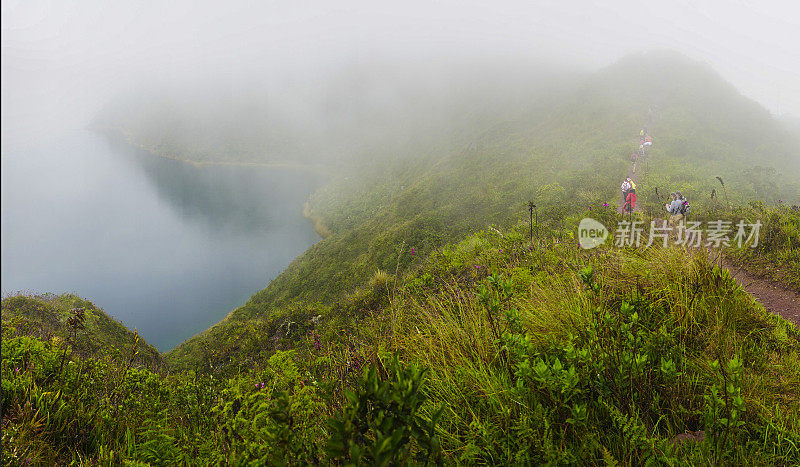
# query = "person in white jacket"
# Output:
<box><xmin>621</xmin><ymin>179</ymin><xmax>632</xmax><ymax>204</ymax></box>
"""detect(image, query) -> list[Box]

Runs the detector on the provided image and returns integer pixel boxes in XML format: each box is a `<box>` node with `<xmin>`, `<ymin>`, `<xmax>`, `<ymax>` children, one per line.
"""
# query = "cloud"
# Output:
<box><xmin>2</xmin><ymin>0</ymin><xmax>799</xmax><ymax>151</ymax></box>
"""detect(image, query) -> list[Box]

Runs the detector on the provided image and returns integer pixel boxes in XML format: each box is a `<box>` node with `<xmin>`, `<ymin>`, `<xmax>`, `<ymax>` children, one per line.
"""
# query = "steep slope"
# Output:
<box><xmin>2</xmin><ymin>293</ymin><xmax>162</xmax><ymax>368</ymax></box>
<box><xmin>166</xmin><ymin>51</ymin><xmax>800</xmax><ymax>369</ymax></box>
<box><xmin>6</xmin><ymin>223</ymin><xmax>799</xmax><ymax>464</ymax></box>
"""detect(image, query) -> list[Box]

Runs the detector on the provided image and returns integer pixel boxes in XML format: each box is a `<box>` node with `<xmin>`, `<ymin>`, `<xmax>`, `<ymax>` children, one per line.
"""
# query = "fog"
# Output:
<box><xmin>3</xmin><ymin>0</ymin><xmax>800</xmax><ymax>153</ymax></box>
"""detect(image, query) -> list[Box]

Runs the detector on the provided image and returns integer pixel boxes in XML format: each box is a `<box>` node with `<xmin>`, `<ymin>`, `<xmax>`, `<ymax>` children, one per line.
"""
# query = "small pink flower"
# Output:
<box><xmin>603</xmin><ymin>203</ymin><xmax>609</xmax><ymax>207</ymax></box>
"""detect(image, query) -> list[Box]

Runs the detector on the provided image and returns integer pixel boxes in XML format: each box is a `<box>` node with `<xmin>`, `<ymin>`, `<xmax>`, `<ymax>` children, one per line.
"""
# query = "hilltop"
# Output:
<box><xmin>2</xmin><ymin>293</ymin><xmax>163</xmax><ymax>368</ymax></box>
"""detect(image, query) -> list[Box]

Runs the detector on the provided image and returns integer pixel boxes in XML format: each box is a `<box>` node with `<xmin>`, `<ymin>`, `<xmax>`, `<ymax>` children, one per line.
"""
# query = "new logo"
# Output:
<box><xmin>578</xmin><ymin>218</ymin><xmax>608</xmax><ymax>249</ymax></box>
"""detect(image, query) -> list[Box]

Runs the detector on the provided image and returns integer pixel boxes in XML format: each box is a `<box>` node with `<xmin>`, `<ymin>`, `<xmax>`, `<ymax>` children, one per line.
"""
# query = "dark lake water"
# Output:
<box><xmin>1</xmin><ymin>130</ymin><xmax>322</xmax><ymax>351</ymax></box>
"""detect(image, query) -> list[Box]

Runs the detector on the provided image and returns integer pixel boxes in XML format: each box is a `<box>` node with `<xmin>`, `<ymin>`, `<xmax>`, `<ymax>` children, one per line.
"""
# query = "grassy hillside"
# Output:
<box><xmin>4</xmin><ymin>225</ymin><xmax>799</xmax><ymax>464</ymax></box>
<box><xmin>167</xmin><ymin>51</ymin><xmax>800</xmax><ymax>369</ymax></box>
<box><xmin>5</xmin><ymin>51</ymin><xmax>800</xmax><ymax>463</ymax></box>
<box><xmin>1</xmin><ymin>293</ymin><xmax>162</xmax><ymax>368</ymax></box>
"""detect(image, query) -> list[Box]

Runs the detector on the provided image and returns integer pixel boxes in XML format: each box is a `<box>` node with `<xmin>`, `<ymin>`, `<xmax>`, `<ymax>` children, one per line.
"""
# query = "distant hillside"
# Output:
<box><xmin>166</xmin><ymin>51</ymin><xmax>800</xmax><ymax>369</ymax></box>
<box><xmin>93</xmin><ymin>58</ymin><xmax>581</xmax><ymax>166</ymax></box>
<box><xmin>2</xmin><ymin>293</ymin><xmax>162</xmax><ymax>368</ymax></box>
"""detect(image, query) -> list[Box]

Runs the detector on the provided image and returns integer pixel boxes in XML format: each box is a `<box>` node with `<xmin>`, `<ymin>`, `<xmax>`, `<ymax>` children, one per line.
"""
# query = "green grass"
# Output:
<box><xmin>4</xmin><ymin>225</ymin><xmax>799</xmax><ymax>464</ymax></box>
<box><xmin>1</xmin><ymin>293</ymin><xmax>162</xmax><ymax>367</ymax></box>
<box><xmin>5</xmin><ymin>51</ymin><xmax>800</xmax><ymax>463</ymax></box>
<box><xmin>390</xmin><ymin>227</ymin><xmax>800</xmax><ymax>463</ymax></box>
<box><xmin>724</xmin><ymin>204</ymin><xmax>800</xmax><ymax>291</ymax></box>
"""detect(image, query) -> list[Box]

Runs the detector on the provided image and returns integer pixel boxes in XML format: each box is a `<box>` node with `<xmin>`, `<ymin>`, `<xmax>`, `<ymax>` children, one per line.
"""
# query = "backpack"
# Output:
<box><xmin>680</xmin><ymin>200</ymin><xmax>691</xmax><ymax>214</ymax></box>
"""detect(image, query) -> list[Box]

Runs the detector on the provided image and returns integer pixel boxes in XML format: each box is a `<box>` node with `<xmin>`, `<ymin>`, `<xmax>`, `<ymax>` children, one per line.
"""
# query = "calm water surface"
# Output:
<box><xmin>1</xmin><ymin>130</ymin><xmax>322</xmax><ymax>351</ymax></box>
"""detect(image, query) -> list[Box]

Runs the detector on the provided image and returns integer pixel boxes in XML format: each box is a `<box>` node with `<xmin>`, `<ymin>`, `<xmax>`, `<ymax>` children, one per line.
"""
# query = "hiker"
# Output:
<box><xmin>643</xmin><ymin>135</ymin><xmax>653</xmax><ymax>147</ymax></box>
<box><xmin>666</xmin><ymin>192</ymin><xmax>687</xmax><ymax>227</ymax></box>
<box><xmin>630</xmin><ymin>152</ymin><xmax>638</xmax><ymax>163</ymax></box>
<box><xmin>621</xmin><ymin>178</ymin><xmax>632</xmax><ymax>203</ymax></box>
<box><xmin>622</xmin><ymin>178</ymin><xmax>637</xmax><ymax>212</ymax></box>
<box><xmin>625</xmin><ymin>189</ymin><xmax>637</xmax><ymax>213</ymax></box>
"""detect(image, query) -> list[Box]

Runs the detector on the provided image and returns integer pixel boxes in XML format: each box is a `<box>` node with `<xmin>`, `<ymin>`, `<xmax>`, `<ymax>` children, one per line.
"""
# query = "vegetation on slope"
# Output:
<box><xmin>15</xmin><ymin>50</ymin><xmax>795</xmax><ymax>464</ymax></box>
<box><xmin>168</xmin><ymin>51</ymin><xmax>800</xmax><ymax>368</ymax></box>
<box><xmin>724</xmin><ymin>203</ymin><xmax>800</xmax><ymax>291</ymax></box>
<box><xmin>1</xmin><ymin>293</ymin><xmax>162</xmax><ymax>367</ymax></box>
<box><xmin>4</xmin><ymin>225</ymin><xmax>799</xmax><ymax>464</ymax></box>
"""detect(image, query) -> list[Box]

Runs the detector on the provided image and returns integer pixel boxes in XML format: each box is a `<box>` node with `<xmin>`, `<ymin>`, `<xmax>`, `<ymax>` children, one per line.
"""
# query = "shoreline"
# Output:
<box><xmin>89</xmin><ymin>125</ymin><xmax>326</xmax><ymax>173</ymax></box>
<box><xmin>302</xmin><ymin>200</ymin><xmax>332</xmax><ymax>239</ymax></box>
<box><xmin>93</xmin><ymin>124</ymin><xmax>334</xmax><ymax>240</ymax></box>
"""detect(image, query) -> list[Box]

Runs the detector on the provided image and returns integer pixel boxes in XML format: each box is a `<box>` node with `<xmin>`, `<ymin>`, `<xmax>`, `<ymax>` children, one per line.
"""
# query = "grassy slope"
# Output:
<box><xmin>1</xmin><ymin>293</ymin><xmax>162</xmax><ymax>368</ymax></box>
<box><xmin>3</xmin><ymin>226</ymin><xmax>799</xmax><ymax>464</ymax></box>
<box><xmin>5</xmin><ymin>51</ymin><xmax>800</xmax><ymax>462</ymax></box>
<box><xmin>389</xmin><ymin>226</ymin><xmax>800</xmax><ymax>463</ymax></box>
<box><xmin>167</xmin><ymin>51</ymin><xmax>800</xmax><ymax>369</ymax></box>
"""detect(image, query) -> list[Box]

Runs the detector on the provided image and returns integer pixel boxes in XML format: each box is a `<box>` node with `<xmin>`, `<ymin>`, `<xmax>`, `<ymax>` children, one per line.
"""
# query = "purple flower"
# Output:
<box><xmin>475</xmin><ymin>265</ymin><xmax>481</xmax><ymax>269</ymax></box>
<box><xmin>499</xmin><ymin>249</ymin><xmax>503</xmax><ymax>253</ymax></box>
<box><xmin>588</xmin><ymin>206</ymin><xmax>592</xmax><ymax>210</ymax></box>
<box><xmin>603</xmin><ymin>203</ymin><xmax>609</xmax><ymax>207</ymax></box>
<box><xmin>410</xmin><ymin>247</ymin><xmax>416</xmax><ymax>255</ymax></box>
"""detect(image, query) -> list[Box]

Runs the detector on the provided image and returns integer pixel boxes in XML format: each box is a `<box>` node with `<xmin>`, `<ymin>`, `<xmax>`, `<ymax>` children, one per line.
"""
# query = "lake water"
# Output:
<box><xmin>1</xmin><ymin>130</ymin><xmax>322</xmax><ymax>351</ymax></box>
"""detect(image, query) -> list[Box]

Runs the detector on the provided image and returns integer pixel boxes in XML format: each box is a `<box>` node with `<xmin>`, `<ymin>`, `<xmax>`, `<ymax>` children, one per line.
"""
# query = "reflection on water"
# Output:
<box><xmin>1</xmin><ymin>130</ymin><xmax>323</xmax><ymax>351</ymax></box>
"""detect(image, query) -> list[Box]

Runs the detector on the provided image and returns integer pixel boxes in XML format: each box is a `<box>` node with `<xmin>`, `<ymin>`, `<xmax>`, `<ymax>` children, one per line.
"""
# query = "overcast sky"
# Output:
<box><xmin>3</xmin><ymin>0</ymin><xmax>800</xmax><ymax>149</ymax></box>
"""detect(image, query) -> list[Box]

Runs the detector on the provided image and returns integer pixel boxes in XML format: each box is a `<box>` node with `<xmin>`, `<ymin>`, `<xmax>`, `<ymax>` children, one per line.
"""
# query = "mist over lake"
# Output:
<box><xmin>1</xmin><ymin>130</ymin><xmax>322</xmax><ymax>351</ymax></box>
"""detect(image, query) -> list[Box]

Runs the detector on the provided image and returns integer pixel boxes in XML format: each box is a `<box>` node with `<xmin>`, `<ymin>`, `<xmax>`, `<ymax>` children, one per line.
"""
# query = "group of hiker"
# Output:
<box><xmin>619</xmin><ymin>127</ymin><xmax>650</xmax><ymax>213</ymax></box>
<box><xmin>639</xmin><ymin>128</ymin><xmax>653</xmax><ymax>154</ymax></box>
<box><xmin>618</xmin><ymin>121</ymin><xmax>691</xmax><ymax>224</ymax></box>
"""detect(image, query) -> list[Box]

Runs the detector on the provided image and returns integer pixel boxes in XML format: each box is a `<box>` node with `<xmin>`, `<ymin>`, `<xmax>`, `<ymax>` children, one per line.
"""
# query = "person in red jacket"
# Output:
<box><xmin>624</xmin><ymin>186</ymin><xmax>637</xmax><ymax>212</ymax></box>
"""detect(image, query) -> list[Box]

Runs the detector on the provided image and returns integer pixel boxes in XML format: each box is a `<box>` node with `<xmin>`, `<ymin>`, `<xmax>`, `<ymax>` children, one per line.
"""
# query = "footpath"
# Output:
<box><xmin>722</xmin><ymin>259</ymin><xmax>800</xmax><ymax>326</ymax></box>
<box><xmin>619</xmin><ymin>114</ymin><xmax>799</xmax><ymax>325</ymax></box>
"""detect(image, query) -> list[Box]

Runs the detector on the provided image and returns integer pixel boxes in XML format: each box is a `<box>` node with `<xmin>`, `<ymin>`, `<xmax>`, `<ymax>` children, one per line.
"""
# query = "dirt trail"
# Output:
<box><xmin>719</xmin><ymin>258</ymin><xmax>800</xmax><ymax>326</ymax></box>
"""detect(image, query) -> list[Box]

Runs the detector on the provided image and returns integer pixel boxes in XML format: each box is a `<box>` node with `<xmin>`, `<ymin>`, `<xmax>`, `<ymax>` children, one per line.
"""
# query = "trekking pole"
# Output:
<box><xmin>527</xmin><ymin>201</ymin><xmax>535</xmax><ymax>244</ymax></box>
